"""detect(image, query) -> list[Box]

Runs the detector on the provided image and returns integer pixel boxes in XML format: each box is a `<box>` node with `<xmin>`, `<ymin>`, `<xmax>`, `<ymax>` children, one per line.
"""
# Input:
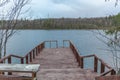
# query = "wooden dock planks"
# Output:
<box><xmin>31</xmin><ymin>48</ymin><xmax>98</xmax><ymax>80</ymax></box>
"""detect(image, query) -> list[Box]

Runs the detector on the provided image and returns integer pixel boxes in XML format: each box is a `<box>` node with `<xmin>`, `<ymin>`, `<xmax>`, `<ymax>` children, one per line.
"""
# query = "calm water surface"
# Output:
<box><xmin>7</xmin><ymin>30</ymin><xmax>113</xmax><ymax>66</ymax></box>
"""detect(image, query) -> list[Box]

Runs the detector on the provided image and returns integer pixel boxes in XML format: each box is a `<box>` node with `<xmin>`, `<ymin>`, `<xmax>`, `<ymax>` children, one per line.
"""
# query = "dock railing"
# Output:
<box><xmin>0</xmin><ymin>40</ymin><xmax>116</xmax><ymax>78</ymax></box>
<box><xmin>81</xmin><ymin>54</ymin><xmax>116</xmax><ymax>76</ymax></box>
<box><xmin>0</xmin><ymin>42</ymin><xmax>44</xmax><ymax>64</ymax></box>
<box><xmin>67</xmin><ymin>40</ymin><xmax>116</xmax><ymax>76</ymax></box>
<box><xmin>0</xmin><ymin>42</ymin><xmax>44</xmax><ymax>75</ymax></box>
<box><xmin>0</xmin><ymin>40</ymin><xmax>59</xmax><ymax>65</ymax></box>
<box><xmin>44</xmin><ymin>40</ymin><xmax>58</xmax><ymax>48</ymax></box>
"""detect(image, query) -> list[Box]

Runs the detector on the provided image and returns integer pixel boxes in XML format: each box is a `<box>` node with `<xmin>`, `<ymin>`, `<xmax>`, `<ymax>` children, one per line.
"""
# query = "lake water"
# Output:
<box><xmin>6</xmin><ymin>30</ymin><xmax>114</xmax><ymax>67</ymax></box>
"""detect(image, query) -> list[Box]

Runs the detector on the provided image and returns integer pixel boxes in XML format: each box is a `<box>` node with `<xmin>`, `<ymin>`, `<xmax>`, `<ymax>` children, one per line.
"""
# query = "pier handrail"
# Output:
<box><xmin>0</xmin><ymin>42</ymin><xmax>45</xmax><ymax>64</ymax></box>
<box><xmin>67</xmin><ymin>40</ymin><xmax>116</xmax><ymax>76</ymax></box>
<box><xmin>100</xmin><ymin>69</ymin><xmax>115</xmax><ymax>76</ymax></box>
<box><xmin>44</xmin><ymin>40</ymin><xmax>58</xmax><ymax>48</ymax></box>
<box><xmin>63</xmin><ymin>40</ymin><xmax>70</xmax><ymax>48</ymax></box>
<box><xmin>0</xmin><ymin>54</ymin><xmax>24</xmax><ymax>63</ymax></box>
<box><xmin>0</xmin><ymin>40</ymin><xmax>58</xmax><ymax>64</ymax></box>
<box><xmin>0</xmin><ymin>40</ymin><xmax>79</xmax><ymax>64</ymax></box>
<box><xmin>81</xmin><ymin>54</ymin><xmax>112</xmax><ymax>69</ymax></box>
<box><xmin>68</xmin><ymin>40</ymin><xmax>81</xmax><ymax>66</ymax></box>
<box><xmin>81</xmin><ymin>54</ymin><xmax>116</xmax><ymax>75</ymax></box>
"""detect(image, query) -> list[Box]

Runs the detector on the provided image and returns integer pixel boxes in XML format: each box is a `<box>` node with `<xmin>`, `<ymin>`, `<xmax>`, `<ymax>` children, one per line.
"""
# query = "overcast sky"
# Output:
<box><xmin>25</xmin><ymin>0</ymin><xmax>120</xmax><ymax>18</ymax></box>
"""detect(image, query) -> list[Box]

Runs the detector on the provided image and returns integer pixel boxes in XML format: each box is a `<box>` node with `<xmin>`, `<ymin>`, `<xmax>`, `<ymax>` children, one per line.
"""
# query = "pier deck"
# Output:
<box><xmin>16</xmin><ymin>48</ymin><xmax>98</xmax><ymax>80</ymax></box>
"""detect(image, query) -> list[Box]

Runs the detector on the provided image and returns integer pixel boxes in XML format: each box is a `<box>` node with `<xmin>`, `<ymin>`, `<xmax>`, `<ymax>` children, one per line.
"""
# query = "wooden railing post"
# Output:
<box><xmin>41</xmin><ymin>43</ymin><xmax>43</xmax><ymax>49</ymax></box>
<box><xmin>111</xmin><ymin>69</ymin><xmax>116</xmax><ymax>75</ymax></box>
<box><xmin>8</xmin><ymin>56</ymin><xmax>11</xmax><ymax>64</ymax></box>
<box><xmin>78</xmin><ymin>56</ymin><xmax>81</xmax><ymax>66</ymax></box>
<box><xmin>37</xmin><ymin>46</ymin><xmax>39</xmax><ymax>53</ymax></box>
<box><xmin>36</xmin><ymin>47</ymin><xmax>38</xmax><ymax>56</ymax></box>
<box><xmin>40</xmin><ymin>45</ymin><xmax>41</xmax><ymax>51</ymax></box>
<box><xmin>43</xmin><ymin>42</ymin><xmax>45</xmax><ymax>48</ymax></box>
<box><xmin>80</xmin><ymin>57</ymin><xmax>83</xmax><ymax>68</ymax></box>
<box><xmin>33</xmin><ymin>50</ymin><xmax>35</xmax><ymax>59</ymax></box>
<box><xmin>50</xmin><ymin>41</ymin><xmax>51</xmax><ymax>48</ymax></box>
<box><xmin>26</xmin><ymin>55</ymin><xmax>28</xmax><ymax>64</ymax></box>
<box><xmin>63</xmin><ymin>41</ymin><xmax>64</xmax><ymax>48</ymax></box>
<box><xmin>8</xmin><ymin>56</ymin><xmax>12</xmax><ymax>75</ymax></box>
<box><xmin>38</xmin><ymin>46</ymin><xmax>40</xmax><ymax>53</ymax></box>
<box><xmin>94</xmin><ymin>56</ymin><xmax>98</xmax><ymax>72</ymax></box>
<box><xmin>101</xmin><ymin>62</ymin><xmax>105</xmax><ymax>73</ymax></box>
<box><xmin>21</xmin><ymin>58</ymin><xmax>24</xmax><ymax>64</ymax></box>
<box><xmin>70</xmin><ymin>42</ymin><xmax>72</xmax><ymax>49</ymax></box>
<box><xmin>37</xmin><ymin>46</ymin><xmax>40</xmax><ymax>53</ymax></box>
<box><xmin>30</xmin><ymin>52</ymin><xmax>32</xmax><ymax>62</ymax></box>
<box><xmin>56</xmin><ymin>41</ymin><xmax>58</xmax><ymax>48</ymax></box>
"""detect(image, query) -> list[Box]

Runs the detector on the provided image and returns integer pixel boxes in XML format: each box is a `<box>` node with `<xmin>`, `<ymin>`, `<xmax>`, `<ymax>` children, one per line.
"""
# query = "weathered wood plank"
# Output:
<box><xmin>96</xmin><ymin>75</ymin><xmax>120</xmax><ymax>80</ymax></box>
<box><xmin>31</xmin><ymin>48</ymin><xmax>98</xmax><ymax>80</ymax></box>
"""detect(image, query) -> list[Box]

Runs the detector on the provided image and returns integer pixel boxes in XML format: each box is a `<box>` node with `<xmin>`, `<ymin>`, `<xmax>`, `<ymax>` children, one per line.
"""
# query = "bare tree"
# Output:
<box><xmin>105</xmin><ymin>0</ymin><xmax>119</xmax><ymax>6</ymax></box>
<box><xmin>94</xmin><ymin>29</ymin><xmax>120</xmax><ymax>73</ymax></box>
<box><xmin>0</xmin><ymin>0</ymin><xmax>30</xmax><ymax>58</ymax></box>
<box><xmin>0</xmin><ymin>0</ymin><xmax>9</xmax><ymax>6</ymax></box>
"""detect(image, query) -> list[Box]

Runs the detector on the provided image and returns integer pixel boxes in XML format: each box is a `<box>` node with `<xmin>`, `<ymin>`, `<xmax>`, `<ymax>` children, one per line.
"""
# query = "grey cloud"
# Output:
<box><xmin>51</xmin><ymin>0</ymin><xmax>71</xmax><ymax>4</ymax></box>
<box><xmin>28</xmin><ymin>0</ymin><xmax>120</xmax><ymax>18</ymax></box>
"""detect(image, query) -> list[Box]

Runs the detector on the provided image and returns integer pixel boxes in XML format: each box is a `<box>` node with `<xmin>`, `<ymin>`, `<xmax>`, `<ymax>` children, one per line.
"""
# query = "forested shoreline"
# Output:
<box><xmin>1</xmin><ymin>14</ymin><xmax>120</xmax><ymax>30</ymax></box>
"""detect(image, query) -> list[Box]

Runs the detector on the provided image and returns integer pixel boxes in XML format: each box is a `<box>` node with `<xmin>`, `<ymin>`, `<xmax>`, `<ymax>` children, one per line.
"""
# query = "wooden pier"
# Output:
<box><xmin>0</xmin><ymin>40</ymin><xmax>116</xmax><ymax>80</ymax></box>
<box><xmin>31</xmin><ymin>48</ymin><xmax>98</xmax><ymax>80</ymax></box>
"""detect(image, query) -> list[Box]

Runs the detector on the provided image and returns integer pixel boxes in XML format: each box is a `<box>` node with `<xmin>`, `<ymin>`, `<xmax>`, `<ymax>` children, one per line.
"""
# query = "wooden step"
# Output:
<box><xmin>32</xmin><ymin>59</ymin><xmax>78</xmax><ymax>64</ymax></box>
<box><xmin>37</xmin><ymin>68</ymin><xmax>98</xmax><ymax>80</ymax></box>
<box><xmin>40</xmin><ymin>63</ymin><xmax>79</xmax><ymax>69</ymax></box>
<box><xmin>39</xmin><ymin>68</ymin><xmax>94</xmax><ymax>74</ymax></box>
<box><xmin>30</xmin><ymin>48</ymin><xmax>98</xmax><ymax>80</ymax></box>
<box><xmin>0</xmin><ymin>75</ymin><xmax>32</xmax><ymax>80</ymax></box>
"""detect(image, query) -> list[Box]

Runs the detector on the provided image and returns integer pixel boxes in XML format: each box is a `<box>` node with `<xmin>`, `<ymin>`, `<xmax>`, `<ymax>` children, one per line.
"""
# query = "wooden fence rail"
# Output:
<box><xmin>0</xmin><ymin>42</ymin><xmax>45</xmax><ymax>64</ymax></box>
<box><xmin>0</xmin><ymin>42</ymin><xmax>45</xmax><ymax>75</ymax></box>
<box><xmin>81</xmin><ymin>54</ymin><xmax>116</xmax><ymax>75</ymax></box>
<box><xmin>44</xmin><ymin>40</ymin><xmax>58</xmax><ymax>48</ymax></box>
<box><xmin>0</xmin><ymin>40</ymin><xmax>58</xmax><ymax>65</ymax></box>
<box><xmin>69</xmin><ymin>41</ymin><xmax>81</xmax><ymax>66</ymax></box>
<box><xmin>68</xmin><ymin>40</ymin><xmax>116</xmax><ymax>77</ymax></box>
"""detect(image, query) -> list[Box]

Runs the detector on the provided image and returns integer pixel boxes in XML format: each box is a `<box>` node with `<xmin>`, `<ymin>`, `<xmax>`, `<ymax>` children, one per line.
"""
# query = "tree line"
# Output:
<box><xmin>0</xmin><ymin>16</ymin><xmax>114</xmax><ymax>30</ymax></box>
<box><xmin>0</xmin><ymin>13</ymin><xmax>120</xmax><ymax>30</ymax></box>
